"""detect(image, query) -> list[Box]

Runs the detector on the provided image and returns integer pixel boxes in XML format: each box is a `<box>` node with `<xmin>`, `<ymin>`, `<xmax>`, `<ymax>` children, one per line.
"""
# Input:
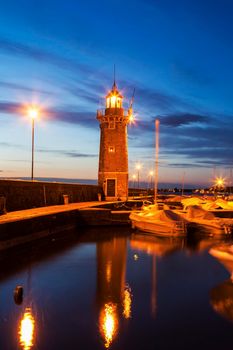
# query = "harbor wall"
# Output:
<box><xmin>0</xmin><ymin>179</ymin><xmax>104</xmax><ymax>212</ymax></box>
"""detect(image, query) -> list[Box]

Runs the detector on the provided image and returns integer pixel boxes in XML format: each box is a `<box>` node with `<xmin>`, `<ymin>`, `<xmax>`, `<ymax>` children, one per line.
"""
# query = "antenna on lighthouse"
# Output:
<box><xmin>128</xmin><ymin>88</ymin><xmax>135</xmax><ymax>124</ymax></box>
<box><xmin>129</xmin><ymin>88</ymin><xmax>135</xmax><ymax>109</ymax></box>
<box><xmin>113</xmin><ymin>64</ymin><xmax>116</xmax><ymax>89</ymax></box>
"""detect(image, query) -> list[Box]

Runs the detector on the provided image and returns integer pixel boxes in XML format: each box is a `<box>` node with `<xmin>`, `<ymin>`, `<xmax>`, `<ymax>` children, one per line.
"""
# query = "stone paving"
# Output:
<box><xmin>0</xmin><ymin>201</ymin><xmax>106</xmax><ymax>224</ymax></box>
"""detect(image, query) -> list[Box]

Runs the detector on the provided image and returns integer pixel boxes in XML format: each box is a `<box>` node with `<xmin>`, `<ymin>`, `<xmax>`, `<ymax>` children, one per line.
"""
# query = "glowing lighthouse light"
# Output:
<box><xmin>106</xmin><ymin>83</ymin><xmax>123</xmax><ymax>109</ymax></box>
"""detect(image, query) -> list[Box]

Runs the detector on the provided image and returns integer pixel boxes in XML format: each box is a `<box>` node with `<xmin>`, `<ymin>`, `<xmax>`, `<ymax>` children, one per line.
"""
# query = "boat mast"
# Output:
<box><xmin>154</xmin><ymin>119</ymin><xmax>159</xmax><ymax>203</ymax></box>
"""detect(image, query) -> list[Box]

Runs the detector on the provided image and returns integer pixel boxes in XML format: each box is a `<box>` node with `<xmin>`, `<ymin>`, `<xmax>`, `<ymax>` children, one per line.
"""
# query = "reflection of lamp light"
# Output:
<box><xmin>123</xmin><ymin>285</ymin><xmax>132</xmax><ymax>319</ymax></box>
<box><xmin>99</xmin><ymin>303</ymin><xmax>118</xmax><ymax>349</ymax></box>
<box><xmin>19</xmin><ymin>307</ymin><xmax>35</xmax><ymax>350</ymax></box>
<box><xmin>106</xmin><ymin>261</ymin><xmax>112</xmax><ymax>283</ymax></box>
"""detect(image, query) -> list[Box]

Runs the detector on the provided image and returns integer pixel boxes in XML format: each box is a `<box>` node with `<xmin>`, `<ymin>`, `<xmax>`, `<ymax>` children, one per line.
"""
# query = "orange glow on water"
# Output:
<box><xmin>19</xmin><ymin>308</ymin><xmax>35</xmax><ymax>350</ymax></box>
<box><xmin>123</xmin><ymin>286</ymin><xmax>132</xmax><ymax>319</ymax></box>
<box><xmin>99</xmin><ymin>303</ymin><xmax>118</xmax><ymax>348</ymax></box>
<box><xmin>106</xmin><ymin>261</ymin><xmax>112</xmax><ymax>283</ymax></box>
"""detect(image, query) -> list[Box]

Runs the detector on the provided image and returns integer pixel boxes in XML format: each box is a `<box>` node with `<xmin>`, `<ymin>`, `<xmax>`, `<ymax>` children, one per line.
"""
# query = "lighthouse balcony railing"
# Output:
<box><xmin>97</xmin><ymin>109</ymin><xmax>105</xmax><ymax>117</ymax></box>
<box><xmin>97</xmin><ymin>108</ymin><xmax>126</xmax><ymax>117</ymax></box>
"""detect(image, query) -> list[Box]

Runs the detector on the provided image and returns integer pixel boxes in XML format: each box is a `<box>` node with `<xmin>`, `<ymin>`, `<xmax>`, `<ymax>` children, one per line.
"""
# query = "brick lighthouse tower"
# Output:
<box><xmin>97</xmin><ymin>80</ymin><xmax>133</xmax><ymax>200</ymax></box>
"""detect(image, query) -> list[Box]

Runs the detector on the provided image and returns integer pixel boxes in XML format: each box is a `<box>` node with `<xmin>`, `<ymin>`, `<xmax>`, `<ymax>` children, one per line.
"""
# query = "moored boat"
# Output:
<box><xmin>130</xmin><ymin>205</ymin><xmax>187</xmax><ymax>236</ymax></box>
<box><xmin>177</xmin><ymin>205</ymin><xmax>233</xmax><ymax>235</ymax></box>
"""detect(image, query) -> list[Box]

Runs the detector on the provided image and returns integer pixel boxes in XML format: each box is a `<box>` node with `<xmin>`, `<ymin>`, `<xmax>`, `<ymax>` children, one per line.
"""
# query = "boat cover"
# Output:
<box><xmin>139</xmin><ymin>208</ymin><xmax>185</xmax><ymax>223</ymax></box>
<box><xmin>186</xmin><ymin>205</ymin><xmax>216</xmax><ymax>220</ymax></box>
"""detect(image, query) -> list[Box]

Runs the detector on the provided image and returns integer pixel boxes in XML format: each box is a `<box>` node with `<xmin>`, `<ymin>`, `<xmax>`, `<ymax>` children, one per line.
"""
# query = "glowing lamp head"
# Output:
<box><xmin>149</xmin><ymin>171</ymin><xmax>154</xmax><ymax>176</ymax></box>
<box><xmin>28</xmin><ymin>107</ymin><xmax>39</xmax><ymax>120</ymax></box>
<box><xmin>128</xmin><ymin>112</ymin><xmax>135</xmax><ymax>124</ymax></box>
<box><xmin>136</xmin><ymin>164</ymin><xmax>141</xmax><ymax>170</ymax></box>
<box><xmin>215</xmin><ymin>177</ymin><xmax>225</xmax><ymax>188</ymax></box>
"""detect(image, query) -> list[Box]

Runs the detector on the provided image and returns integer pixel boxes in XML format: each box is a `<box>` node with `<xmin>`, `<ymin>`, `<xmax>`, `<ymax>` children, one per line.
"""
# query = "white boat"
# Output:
<box><xmin>179</xmin><ymin>205</ymin><xmax>233</xmax><ymax>235</ymax></box>
<box><xmin>129</xmin><ymin>205</ymin><xmax>187</xmax><ymax>236</ymax></box>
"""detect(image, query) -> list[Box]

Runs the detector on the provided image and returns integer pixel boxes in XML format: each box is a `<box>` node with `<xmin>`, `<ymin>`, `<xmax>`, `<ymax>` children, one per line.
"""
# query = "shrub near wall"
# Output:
<box><xmin>0</xmin><ymin>180</ymin><xmax>104</xmax><ymax>212</ymax></box>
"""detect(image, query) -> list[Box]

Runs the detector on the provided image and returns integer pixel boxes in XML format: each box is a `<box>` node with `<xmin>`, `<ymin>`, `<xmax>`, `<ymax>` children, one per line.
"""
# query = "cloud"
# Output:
<box><xmin>0</xmin><ymin>141</ymin><xmax>25</xmax><ymax>149</ymax></box>
<box><xmin>0</xmin><ymin>81</ymin><xmax>55</xmax><ymax>95</ymax></box>
<box><xmin>0</xmin><ymin>142</ymin><xmax>98</xmax><ymax>162</ymax></box>
<box><xmin>157</xmin><ymin>113</ymin><xmax>210</xmax><ymax>127</ymax></box>
<box><xmin>0</xmin><ymin>141</ymin><xmax>97</xmax><ymax>159</ymax></box>
<box><xmin>0</xmin><ymin>101</ymin><xmax>21</xmax><ymax>114</ymax></box>
<box><xmin>0</xmin><ymin>37</ymin><xmax>93</xmax><ymax>75</ymax></box>
<box><xmin>63</xmin><ymin>84</ymin><xmax>99</xmax><ymax>105</ymax></box>
<box><xmin>171</xmin><ymin>62</ymin><xmax>212</xmax><ymax>86</ymax></box>
<box><xmin>120</xmin><ymin>81</ymin><xmax>193</xmax><ymax>113</ymax></box>
<box><xmin>46</xmin><ymin>110</ymin><xmax>97</xmax><ymax>128</ymax></box>
<box><xmin>0</xmin><ymin>101</ymin><xmax>97</xmax><ymax>128</ymax></box>
<box><xmin>162</xmin><ymin>162</ymin><xmax>207</xmax><ymax>168</ymax></box>
<box><xmin>38</xmin><ymin>149</ymin><xmax>97</xmax><ymax>158</ymax></box>
<box><xmin>129</xmin><ymin>111</ymin><xmax>233</xmax><ymax>169</ymax></box>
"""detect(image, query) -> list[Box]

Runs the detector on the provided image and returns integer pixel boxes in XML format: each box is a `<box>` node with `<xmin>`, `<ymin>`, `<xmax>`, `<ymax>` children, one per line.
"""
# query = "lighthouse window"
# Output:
<box><xmin>109</xmin><ymin>121</ymin><xmax>115</xmax><ymax>129</ymax></box>
<box><xmin>110</xmin><ymin>95</ymin><xmax>116</xmax><ymax>107</ymax></box>
<box><xmin>108</xmin><ymin>146</ymin><xmax>115</xmax><ymax>153</ymax></box>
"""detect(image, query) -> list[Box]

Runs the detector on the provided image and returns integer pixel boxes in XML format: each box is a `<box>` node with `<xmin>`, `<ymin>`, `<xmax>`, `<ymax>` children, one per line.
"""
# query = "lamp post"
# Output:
<box><xmin>28</xmin><ymin>107</ymin><xmax>39</xmax><ymax>181</ymax></box>
<box><xmin>132</xmin><ymin>174</ymin><xmax>136</xmax><ymax>199</ymax></box>
<box><xmin>136</xmin><ymin>164</ymin><xmax>141</xmax><ymax>189</ymax></box>
<box><xmin>149</xmin><ymin>171</ymin><xmax>153</xmax><ymax>190</ymax></box>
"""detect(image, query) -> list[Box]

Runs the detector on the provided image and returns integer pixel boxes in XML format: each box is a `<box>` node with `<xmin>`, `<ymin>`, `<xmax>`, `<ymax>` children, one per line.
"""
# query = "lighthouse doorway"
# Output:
<box><xmin>106</xmin><ymin>179</ymin><xmax>116</xmax><ymax>197</ymax></box>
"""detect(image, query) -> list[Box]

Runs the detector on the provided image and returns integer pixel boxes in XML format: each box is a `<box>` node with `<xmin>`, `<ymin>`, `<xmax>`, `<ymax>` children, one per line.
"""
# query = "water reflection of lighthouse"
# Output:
<box><xmin>96</xmin><ymin>236</ymin><xmax>132</xmax><ymax>348</ymax></box>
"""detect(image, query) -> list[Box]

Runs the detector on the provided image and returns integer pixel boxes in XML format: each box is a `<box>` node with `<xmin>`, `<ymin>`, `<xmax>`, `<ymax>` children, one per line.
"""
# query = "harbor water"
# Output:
<box><xmin>0</xmin><ymin>226</ymin><xmax>233</xmax><ymax>349</ymax></box>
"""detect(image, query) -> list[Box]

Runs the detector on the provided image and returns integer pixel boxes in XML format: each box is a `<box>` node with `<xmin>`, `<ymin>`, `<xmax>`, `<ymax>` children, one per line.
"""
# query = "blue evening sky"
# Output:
<box><xmin>0</xmin><ymin>0</ymin><xmax>232</xmax><ymax>187</ymax></box>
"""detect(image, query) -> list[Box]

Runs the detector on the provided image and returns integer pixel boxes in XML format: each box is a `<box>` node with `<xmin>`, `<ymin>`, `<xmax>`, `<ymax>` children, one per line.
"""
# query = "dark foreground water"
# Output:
<box><xmin>0</xmin><ymin>227</ymin><xmax>233</xmax><ymax>350</ymax></box>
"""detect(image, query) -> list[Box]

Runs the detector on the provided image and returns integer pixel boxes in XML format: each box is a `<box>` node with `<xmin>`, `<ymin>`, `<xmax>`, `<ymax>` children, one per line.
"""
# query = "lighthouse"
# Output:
<box><xmin>97</xmin><ymin>80</ymin><xmax>133</xmax><ymax>200</ymax></box>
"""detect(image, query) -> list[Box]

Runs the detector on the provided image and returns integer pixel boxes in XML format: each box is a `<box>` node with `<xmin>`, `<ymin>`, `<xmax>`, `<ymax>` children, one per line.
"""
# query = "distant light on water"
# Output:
<box><xmin>19</xmin><ymin>308</ymin><xmax>35</xmax><ymax>350</ymax></box>
<box><xmin>133</xmin><ymin>254</ymin><xmax>139</xmax><ymax>261</ymax></box>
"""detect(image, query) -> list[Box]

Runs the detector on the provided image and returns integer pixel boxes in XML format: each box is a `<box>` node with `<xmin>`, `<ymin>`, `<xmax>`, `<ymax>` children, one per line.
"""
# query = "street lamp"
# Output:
<box><xmin>28</xmin><ymin>107</ymin><xmax>39</xmax><ymax>181</ymax></box>
<box><xmin>136</xmin><ymin>164</ymin><xmax>141</xmax><ymax>189</ymax></box>
<box><xmin>132</xmin><ymin>174</ymin><xmax>136</xmax><ymax>188</ymax></box>
<box><xmin>213</xmin><ymin>176</ymin><xmax>225</xmax><ymax>198</ymax></box>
